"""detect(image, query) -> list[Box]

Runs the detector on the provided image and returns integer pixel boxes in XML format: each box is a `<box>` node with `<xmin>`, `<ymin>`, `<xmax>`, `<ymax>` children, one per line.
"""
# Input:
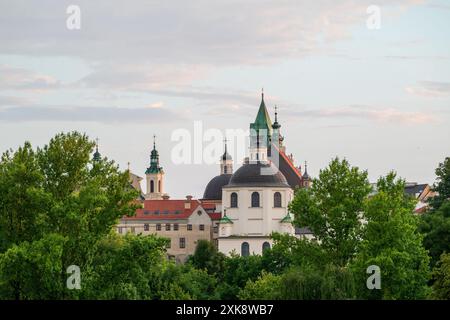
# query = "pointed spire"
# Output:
<box><xmin>93</xmin><ymin>137</ymin><xmax>101</xmax><ymax>162</ymax></box>
<box><xmin>222</xmin><ymin>137</ymin><xmax>232</xmax><ymax>161</ymax></box>
<box><xmin>273</xmin><ymin>105</ymin><xmax>281</xmax><ymax>129</ymax></box>
<box><xmin>302</xmin><ymin>161</ymin><xmax>310</xmax><ymax>179</ymax></box>
<box><xmin>146</xmin><ymin>134</ymin><xmax>163</xmax><ymax>174</ymax></box>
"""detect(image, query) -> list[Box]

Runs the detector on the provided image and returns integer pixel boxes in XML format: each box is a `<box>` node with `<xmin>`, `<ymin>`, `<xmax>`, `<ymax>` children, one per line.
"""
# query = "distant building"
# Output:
<box><xmin>117</xmin><ymin>196</ymin><xmax>220</xmax><ymax>263</ymax></box>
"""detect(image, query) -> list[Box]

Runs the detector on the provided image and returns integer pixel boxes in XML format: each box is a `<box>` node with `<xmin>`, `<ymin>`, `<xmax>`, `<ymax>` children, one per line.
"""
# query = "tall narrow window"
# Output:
<box><xmin>241</xmin><ymin>242</ymin><xmax>250</xmax><ymax>257</ymax></box>
<box><xmin>274</xmin><ymin>192</ymin><xmax>282</xmax><ymax>208</ymax></box>
<box><xmin>158</xmin><ymin>180</ymin><xmax>161</xmax><ymax>192</ymax></box>
<box><xmin>144</xmin><ymin>224</ymin><xmax>149</xmax><ymax>231</ymax></box>
<box><xmin>262</xmin><ymin>242</ymin><xmax>271</xmax><ymax>252</ymax></box>
<box><xmin>224</xmin><ymin>166</ymin><xmax>227</xmax><ymax>174</ymax></box>
<box><xmin>251</xmin><ymin>192</ymin><xmax>260</xmax><ymax>207</ymax></box>
<box><xmin>156</xmin><ymin>224</ymin><xmax>161</xmax><ymax>231</ymax></box>
<box><xmin>179</xmin><ymin>238</ymin><xmax>186</xmax><ymax>249</ymax></box>
<box><xmin>230</xmin><ymin>192</ymin><xmax>238</xmax><ymax>208</ymax></box>
<box><xmin>150</xmin><ymin>180</ymin><xmax>154</xmax><ymax>193</ymax></box>
<box><xmin>166</xmin><ymin>224</ymin><xmax>171</xmax><ymax>231</ymax></box>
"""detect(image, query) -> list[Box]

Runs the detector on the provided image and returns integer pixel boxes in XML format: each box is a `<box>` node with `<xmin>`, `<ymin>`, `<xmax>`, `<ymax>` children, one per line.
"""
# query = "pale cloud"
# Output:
<box><xmin>405</xmin><ymin>81</ymin><xmax>450</xmax><ymax>97</ymax></box>
<box><xmin>0</xmin><ymin>65</ymin><xmax>61</xmax><ymax>91</ymax></box>
<box><xmin>287</xmin><ymin>105</ymin><xmax>436</xmax><ymax>124</ymax></box>
<box><xmin>0</xmin><ymin>105</ymin><xmax>184</xmax><ymax>123</ymax></box>
<box><xmin>0</xmin><ymin>0</ymin><xmax>424</xmax><ymax>66</ymax></box>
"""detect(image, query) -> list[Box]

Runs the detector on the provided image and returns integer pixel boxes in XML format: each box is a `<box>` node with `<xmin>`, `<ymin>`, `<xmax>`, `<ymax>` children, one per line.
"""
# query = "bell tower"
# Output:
<box><xmin>220</xmin><ymin>138</ymin><xmax>233</xmax><ymax>175</ymax></box>
<box><xmin>145</xmin><ymin>135</ymin><xmax>166</xmax><ymax>200</ymax></box>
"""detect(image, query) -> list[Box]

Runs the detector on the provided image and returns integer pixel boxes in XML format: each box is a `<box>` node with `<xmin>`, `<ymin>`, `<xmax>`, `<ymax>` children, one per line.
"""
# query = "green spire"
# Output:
<box><xmin>93</xmin><ymin>138</ymin><xmax>101</xmax><ymax>162</ymax></box>
<box><xmin>250</xmin><ymin>89</ymin><xmax>273</xmax><ymax>148</ymax></box>
<box><xmin>146</xmin><ymin>134</ymin><xmax>163</xmax><ymax>174</ymax></box>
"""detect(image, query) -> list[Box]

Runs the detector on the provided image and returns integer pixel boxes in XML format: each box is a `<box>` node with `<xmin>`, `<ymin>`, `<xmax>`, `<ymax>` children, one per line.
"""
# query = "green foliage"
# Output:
<box><xmin>289</xmin><ymin>157</ymin><xmax>371</xmax><ymax>266</ymax></box>
<box><xmin>352</xmin><ymin>172</ymin><xmax>430</xmax><ymax>299</ymax></box>
<box><xmin>278</xmin><ymin>264</ymin><xmax>355</xmax><ymax>300</ymax></box>
<box><xmin>238</xmin><ymin>271</ymin><xmax>282</xmax><ymax>300</ymax></box>
<box><xmin>430</xmin><ymin>253</ymin><xmax>450</xmax><ymax>299</ymax></box>
<box><xmin>0</xmin><ymin>132</ymin><xmax>139</xmax><ymax>299</ymax></box>
<box><xmin>429</xmin><ymin>157</ymin><xmax>450</xmax><ymax>210</ymax></box>
<box><xmin>217</xmin><ymin>253</ymin><xmax>264</xmax><ymax>299</ymax></box>
<box><xmin>419</xmin><ymin>201</ymin><xmax>450</xmax><ymax>268</ymax></box>
<box><xmin>0</xmin><ymin>234</ymin><xmax>66</xmax><ymax>299</ymax></box>
<box><xmin>80</xmin><ymin>233</ymin><xmax>168</xmax><ymax>299</ymax></box>
<box><xmin>189</xmin><ymin>239</ymin><xmax>225</xmax><ymax>276</ymax></box>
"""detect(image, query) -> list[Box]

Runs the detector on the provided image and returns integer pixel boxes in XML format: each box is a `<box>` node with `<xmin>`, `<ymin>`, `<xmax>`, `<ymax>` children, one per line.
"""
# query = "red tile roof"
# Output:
<box><xmin>124</xmin><ymin>199</ymin><xmax>203</xmax><ymax>220</ymax></box>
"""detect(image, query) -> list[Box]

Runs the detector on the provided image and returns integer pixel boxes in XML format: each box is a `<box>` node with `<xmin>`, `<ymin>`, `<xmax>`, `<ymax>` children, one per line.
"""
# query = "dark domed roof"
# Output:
<box><xmin>203</xmin><ymin>174</ymin><xmax>232</xmax><ymax>200</ymax></box>
<box><xmin>225</xmin><ymin>162</ymin><xmax>290</xmax><ymax>188</ymax></box>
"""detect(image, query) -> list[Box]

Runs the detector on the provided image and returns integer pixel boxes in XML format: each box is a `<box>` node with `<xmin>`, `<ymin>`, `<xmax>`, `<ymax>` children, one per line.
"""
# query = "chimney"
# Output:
<box><xmin>162</xmin><ymin>195</ymin><xmax>170</xmax><ymax>200</ymax></box>
<box><xmin>185</xmin><ymin>195</ymin><xmax>192</xmax><ymax>209</ymax></box>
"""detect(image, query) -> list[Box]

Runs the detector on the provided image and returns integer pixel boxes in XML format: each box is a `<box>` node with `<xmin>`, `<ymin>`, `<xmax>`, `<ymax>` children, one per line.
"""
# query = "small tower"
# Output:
<box><xmin>145</xmin><ymin>135</ymin><xmax>166</xmax><ymax>200</ymax></box>
<box><xmin>272</xmin><ymin>106</ymin><xmax>285</xmax><ymax>154</ymax></box>
<box><xmin>218</xmin><ymin>209</ymin><xmax>233</xmax><ymax>238</ymax></box>
<box><xmin>93</xmin><ymin>138</ymin><xmax>101</xmax><ymax>162</ymax></box>
<box><xmin>220</xmin><ymin>138</ymin><xmax>233</xmax><ymax>175</ymax></box>
<box><xmin>249</xmin><ymin>89</ymin><xmax>272</xmax><ymax>163</ymax></box>
<box><xmin>280</xmin><ymin>212</ymin><xmax>295</xmax><ymax>234</ymax></box>
<box><xmin>302</xmin><ymin>161</ymin><xmax>312</xmax><ymax>188</ymax></box>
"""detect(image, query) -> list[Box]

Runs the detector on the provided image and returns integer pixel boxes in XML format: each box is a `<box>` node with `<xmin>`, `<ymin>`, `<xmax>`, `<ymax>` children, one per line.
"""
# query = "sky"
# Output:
<box><xmin>0</xmin><ymin>0</ymin><xmax>449</xmax><ymax>199</ymax></box>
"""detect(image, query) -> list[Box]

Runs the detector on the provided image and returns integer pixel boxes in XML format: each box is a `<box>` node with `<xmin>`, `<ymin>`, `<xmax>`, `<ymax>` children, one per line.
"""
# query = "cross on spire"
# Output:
<box><xmin>153</xmin><ymin>134</ymin><xmax>156</xmax><ymax>149</ymax></box>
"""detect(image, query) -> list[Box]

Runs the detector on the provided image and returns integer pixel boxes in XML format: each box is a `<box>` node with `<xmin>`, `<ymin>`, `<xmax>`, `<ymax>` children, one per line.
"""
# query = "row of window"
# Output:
<box><xmin>154</xmin><ymin>224</ymin><xmax>206</xmax><ymax>231</ymax></box>
<box><xmin>241</xmin><ymin>241</ymin><xmax>271</xmax><ymax>257</ymax></box>
<box><xmin>119</xmin><ymin>224</ymin><xmax>208</xmax><ymax>233</ymax></box>
<box><xmin>230</xmin><ymin>192</ymin><xmax>282</xmax><ymax>208</ymax></box>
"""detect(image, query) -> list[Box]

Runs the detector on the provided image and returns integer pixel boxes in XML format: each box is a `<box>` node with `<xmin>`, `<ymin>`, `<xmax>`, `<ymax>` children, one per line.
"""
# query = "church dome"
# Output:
<box><xmin>225</xmin><ymin>162</ymin><xmax>290</xmax><ymax>188</ymax></box>
<box><xmin>203</xmin><ymin>174</ymin><xmax>232</xmax><ymax>200</ymax></box>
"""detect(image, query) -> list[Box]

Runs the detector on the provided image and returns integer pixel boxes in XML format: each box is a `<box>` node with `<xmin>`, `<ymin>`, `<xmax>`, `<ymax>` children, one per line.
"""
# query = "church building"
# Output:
<box><xmin>203</xmin><ymin>91</ymin><xmax>312</xmax><ymax>256</ymax></box>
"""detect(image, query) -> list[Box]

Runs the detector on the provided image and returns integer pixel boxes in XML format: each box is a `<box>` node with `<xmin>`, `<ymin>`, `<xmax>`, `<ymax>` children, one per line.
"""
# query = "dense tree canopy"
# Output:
<box><xmin>0</xmin><ymin>134</ymin><xmax>446</xmax><ymax>300</ymax></box>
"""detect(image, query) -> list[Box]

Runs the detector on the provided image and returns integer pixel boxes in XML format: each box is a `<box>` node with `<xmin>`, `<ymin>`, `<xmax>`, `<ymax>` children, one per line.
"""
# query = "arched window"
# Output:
<box><xmin>230</xmin><ymin>192</ymin><xmax>238</xmax><ymax>208</ymax></box>
<box><xmin>274</xmin><ymin>192</ymin><xmax>282</xmax><ymax>208</ymax></box>
<box><xmin>241</xmin><ymin>242</ymin><xmax>250</xmax><ymax>257</ymax></box>
<box><xmin>150</xmin><ymin>180</ymin><xmax>154</xmax><ymax>193</ymax></box>
<box><xmin>262</xmin><ymin>242</ymin><xmax>271</xmax><ymax>252</ymax></box>
<box><xmin>251</xmin><ymin>192</ymin><xmax>260</xmax><ymax>207</ymax></box>
<box><xmin>224</xmin><ymin>166</ymin><xmax>228</xmax><ymax>174</ymax></box>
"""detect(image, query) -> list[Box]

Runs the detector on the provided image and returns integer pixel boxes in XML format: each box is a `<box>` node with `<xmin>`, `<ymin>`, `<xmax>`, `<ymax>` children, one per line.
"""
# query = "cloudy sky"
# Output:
<box><xmin>0</xmin><ymin>0</ymin><xmax>449</xmax><ymax>198</ymax></box>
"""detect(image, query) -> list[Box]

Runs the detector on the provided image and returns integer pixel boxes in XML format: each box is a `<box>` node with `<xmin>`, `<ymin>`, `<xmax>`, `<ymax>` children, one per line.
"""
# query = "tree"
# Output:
<box><xmin>430</xmin><ymin>253</ymin><xmax>450</xmax><ymax>299</ymax></box>
<box><xmin>419</xmin><ymin>201</ymin><xmax>450</xmax><ymax>268</ymax></box>
<box><xmin>352</xmin><ymin>173</ymin><xmax>430</xmax><ymax>299</ymax></box>
<box><xmin>289</xmin><ymin>157</ymin><xmax>372</xmax><ymax>266</ymax></box>
<box><xmin>217</xmin><ymin>253</ymin><xmax>264</xmax><ymax>300</ymax></box>
<box><xmin>429</xmin><ymin>157</ymin><xmax>450</xmax><ymax>210</ymax></box>
<box><xmin>0</xmin><ymin>142</ymin><xmax>52</xmax><ymax>251</ymax></box>
<box><xmin>189</xmin><ymin>240</ymin><xmax>225</xmax><ymax>276</ymax></box>
<box><xmin>81</xmin><ymin>233</ymin><xmax>169</xmax><ymax>299</ymax></box>
<box><xmin>0</xmin><ymin>234</ymin><xmax>66</xmax><ymax>299</ymax></box>
<box><xmin>238</xmin><ymin>271</ymin><xmax>282</xmax><ymax>300</ymax></box>
<box><xmin>0</xmin><ymin>132</ymin><xmax>139</xmax><ymax>299</ymax></box>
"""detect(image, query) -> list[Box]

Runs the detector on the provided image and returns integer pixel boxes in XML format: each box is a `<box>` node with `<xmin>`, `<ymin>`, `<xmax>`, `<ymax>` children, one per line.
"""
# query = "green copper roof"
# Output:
<box><xmin>250</xmin><ymin>92</ymin><xmax>273</xmax><ymax>134</ymax></box>
<box><xmin>219</xmin><ymin>215</ymin><xmax>233</xmax><ymax>224</ymax></box>
<box><xmin>93</xmin><ymin>139</ymin><xmax>101</xmax><ymax>162</ymax></box>
<box><xmin>146</xmin><ymin>137</ymin><xmax>163</xmax><ymax>174</ymax></box>
<box><xmin>280</xmin><ymin>214</ymin><xmax>293</xmax><ymax>223</ymax></box>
